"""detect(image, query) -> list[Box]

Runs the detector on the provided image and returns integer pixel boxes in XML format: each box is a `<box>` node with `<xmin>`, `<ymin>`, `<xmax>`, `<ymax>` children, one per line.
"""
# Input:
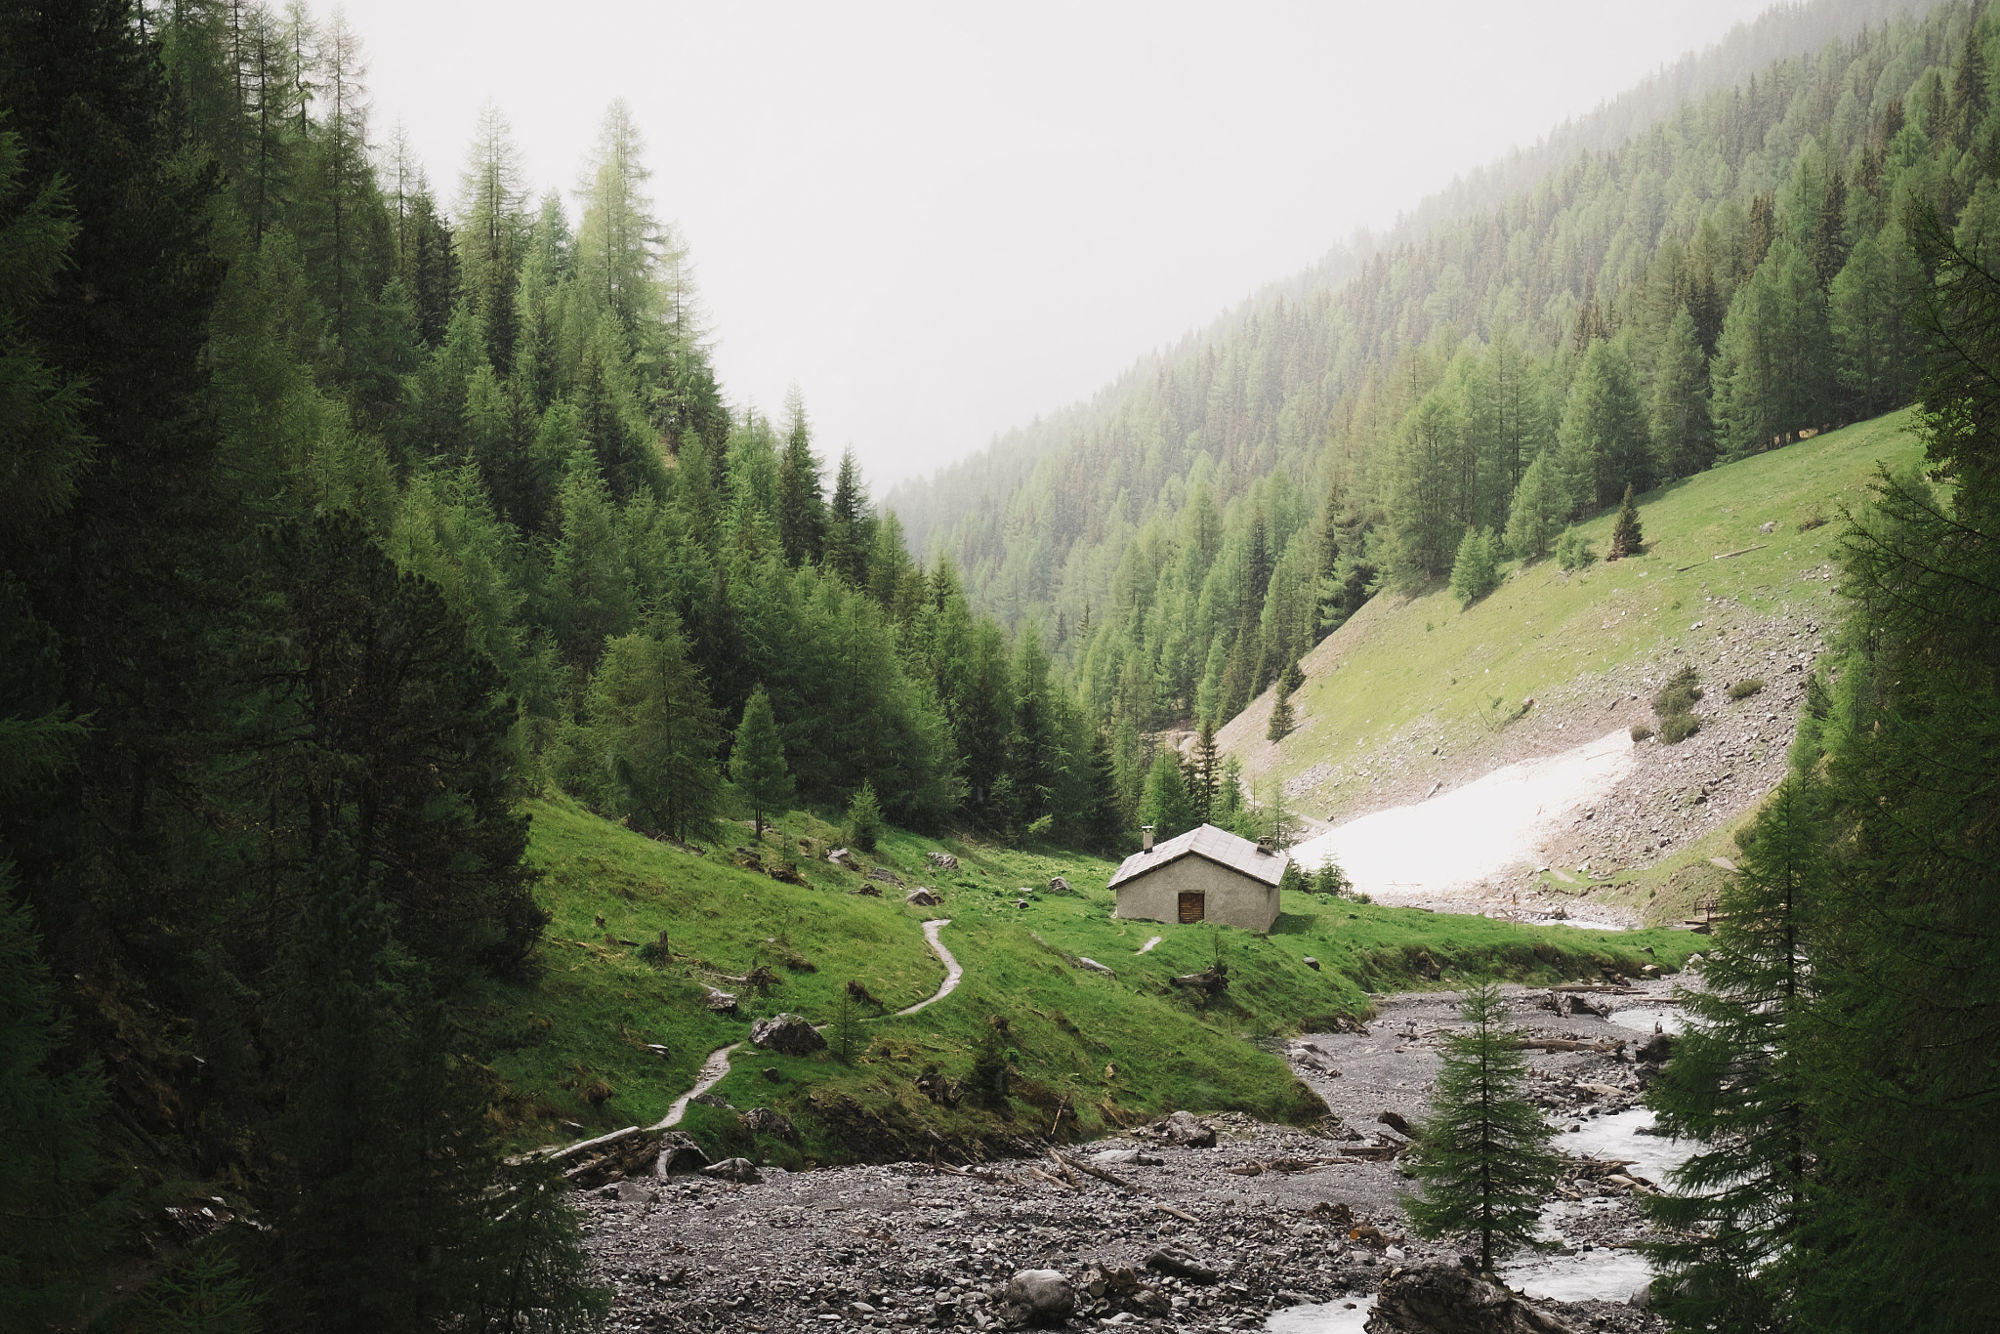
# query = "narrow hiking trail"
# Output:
<box><xmin>894</xmin><ymin>918</ymin><xmax>961</xmax><ymax>1016</ymax></box>
<box><xmin>633</xmin><ymin>918</ymin><xmax>960</xmax><ymax>1136</ymax></box>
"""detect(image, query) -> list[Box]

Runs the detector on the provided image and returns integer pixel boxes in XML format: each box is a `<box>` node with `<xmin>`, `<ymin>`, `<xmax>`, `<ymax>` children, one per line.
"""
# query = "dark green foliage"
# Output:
<box><xmin>1137</xmin><ymin>753</ymin><xmax>1194</xmax><ymax>840</ymax></box>
<box><xmin>1406</xmin><ymin>983</ymin><xmax>1561</xmax><ymax>1272</ymax></box>
<box><xmin>842</xmin><ymin>780</ymin><xmax>885</xmax><ymax>852</ymax></box>
<box><xmin>969</xmin><ymin>1018</ymin><xmax>1012</xmax><ymax>1109</ymax></box>
<box><xmin>1727</xmin><ymin>678</ymin><xmax>1764</xmax><ymax>701</ymax></box>
<box><xmin>1654</xmin><ymin>666</ymin><xmax>1703</xmax><ymax>718</ymax></box>
<box><xmin>582</xmin><ymin>625</ymin><xmax>724</xmax><ymax>845</ymax></box>
<box><xmin>1554</xmin><ymin>526</ymin><xmax>1595</xmax><ymax>572</ymax></box>
<box><xmin>829</xmin><ymin>987</ymin><xmax>864</xmax><ymax>1065</ymax></box>
<box><xmin>1189</xmin><ymin>719</ymin><xmax>1220</xmax><ymax>823</ymax></box>
<box><xmin>1630</xmin><ymin>723</ymin><xmax>1654</xmax><ymax>742</ymax></box>
<box><xmin>777</xmin><ymin>393</ymin><xmax>825</xmax><ymax>566</ymax></box>
<box><xmin>1608</xmin><ymin>486</ymin><xmax>1643</xmax><ymax>560</ymax></box>
<box><xmin>1658</xmin><ymin>711</ymin><xmax>1700</xmax><ymax>744</ymax></box>
<box><xmin>0</xmin><ymin>872</ymin><xmax>119</xmax><ymax>1329</ymax></box>
<box><xmin>1558</xmin><ymin>340</ymin><xmax>1651</xmax><ymax>513</ymax></box>
<box><xmin>1278</xmin><ymin>861</ymin><xmax>1307</xmax><ymax>896</ymax></box>
<box><xmin>1448</xmin><ymin>527</ymin><xmax>1500</xmax><ymax>604</ymax></box>
<box><xmin>1312</xmin><ymin>860</ymin><xmax>1351</xmax><ymax>898</ymax></box>
<box><xmin>730</xmin><ymin>684</ymin><xmax>792</xmax><ymax>841</ymax></box>
<box><xmin>1266</xmin><ymin>692</ymin><xmax>1295</xmax><ymax>742</ymax></box>
<box><xmin>1644</xmin><ymin>776</ymin><xmax>1818</xmax><ymax>1332</ymax></box>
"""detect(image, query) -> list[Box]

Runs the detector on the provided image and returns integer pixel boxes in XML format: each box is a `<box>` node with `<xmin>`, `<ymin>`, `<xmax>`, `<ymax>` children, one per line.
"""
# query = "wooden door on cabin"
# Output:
<box><xmin>1178</xmin><ymin>892</ymin><xmax>1205</xmax><ymax>924</ymax></box>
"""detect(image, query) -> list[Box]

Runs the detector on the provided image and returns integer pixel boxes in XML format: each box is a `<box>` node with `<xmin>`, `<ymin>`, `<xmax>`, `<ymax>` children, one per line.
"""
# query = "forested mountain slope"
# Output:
<box><xmin>888</xmin><ymin>0</ymin><xmax>1987</xmax><ymax>787</ymax></box>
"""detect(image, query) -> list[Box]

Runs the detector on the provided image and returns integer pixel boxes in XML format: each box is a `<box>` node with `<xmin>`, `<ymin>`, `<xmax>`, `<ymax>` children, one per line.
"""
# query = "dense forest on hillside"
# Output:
<box><xmin>0</xmin><ymin>0</ymin><xmax>1135</xmax><ymax>1326</ymax></box>
<box><xmin>890</xmin><ymin>0</ymin><xmax>1995</xmax><ymax>752</ymax></box>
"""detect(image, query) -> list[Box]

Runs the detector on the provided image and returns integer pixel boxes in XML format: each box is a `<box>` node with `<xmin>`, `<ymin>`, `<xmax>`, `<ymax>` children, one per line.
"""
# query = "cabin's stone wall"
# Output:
<box><xmin>1112</xmin><ymin>855</ymin><xmax>1281</xmax><ymax>933</ymax></box>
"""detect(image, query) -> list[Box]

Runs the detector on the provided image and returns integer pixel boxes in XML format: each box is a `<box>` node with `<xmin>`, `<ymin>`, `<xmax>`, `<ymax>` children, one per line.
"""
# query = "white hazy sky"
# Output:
<box><xmin>332</xmin><ymin>0</ymin><xmax>1777</xmax><ymax>487</ymax></box>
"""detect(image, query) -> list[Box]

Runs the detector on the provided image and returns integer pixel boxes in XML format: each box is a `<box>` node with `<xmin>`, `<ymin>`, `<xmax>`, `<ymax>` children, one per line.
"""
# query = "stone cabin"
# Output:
<box><xmin>1108</xmin><ymin>823</ymin><xmax>1286</xmax><ymax>933</ymax></box>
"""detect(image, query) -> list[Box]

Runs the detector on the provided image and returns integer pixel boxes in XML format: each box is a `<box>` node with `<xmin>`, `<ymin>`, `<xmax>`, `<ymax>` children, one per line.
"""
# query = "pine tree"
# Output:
<box><xmin>1266</xmin><ymin>691</ymin><xmax>1296</xmax><ymax>742</ymax></box>
<box><xmin>1556</xmin><ymin>340</ymin><xmax>1651</xmax><ymax>513</ymax></box>
<box><xmin>825</xmin><ymin>447</ymin><xmax>872</xmax><ymax>586</ymax></box>
<box><xmin>582</xmin><ymin>625</ymin><xmax>723</xmax><ymax>844</ymax></box>
<box><xmin>1502</xmin><ymin>453</ymin><xmax>1563</xmax><ymax>562</ymax></box>
<box><xmin>1643</xmin><ymin>776</ymin><xmax>1818</xmax><ymax>1333</ymax></box>
<box><xmin>841</xmin><ymin>779</ymin><xmax>884</xmax><ymax>852</ymax></box>
<box><xmin>1190</xmin><ymin>718</ymin><xmax>1220</xmax><ymax>822</ymax></box>
<box><xmin>776</xmin><ymin>389</ymin><xmax>825</xmax><ymax>566</ymax></box>
<box><xmin>730</xmin><ymin>684</ymin><xmax>793</xmax><ymax>842</ymax></box>
<box><xmin>1608</xmin><ymin>486</ymin><xmax>1643</xmax><ymax>560</ymax></box>
<box><xmin>1649</xmin><ymin>305</ymin><xmax>1715</xmax><ymax>480</ymax></box>
<box><xmin>1448</xmin><ymin>526</ymin><xmax>1500</xmax><ymax>604</ymax></box>
<box><xmin>1083</xmin><ymin>730</ymin><xmax>1126</xmax><ymax>852</ymax></box>
<box><xmin>1137</xmin><ymin>753</ymin><xmax>1194</xmax><ymax>840</ymax></box>
<box><xmin>1406</xmin><ymin>983</ymin><xmax>1561</xmax><ymax>1273</ymax></box>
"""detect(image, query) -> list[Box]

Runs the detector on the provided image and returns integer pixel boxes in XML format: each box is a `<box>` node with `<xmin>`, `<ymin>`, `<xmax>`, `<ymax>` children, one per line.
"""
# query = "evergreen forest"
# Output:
<box><xmin>4</xmin><ymin>0</ymin><xmax>2000</xmax><ymax>1329</ymax></box>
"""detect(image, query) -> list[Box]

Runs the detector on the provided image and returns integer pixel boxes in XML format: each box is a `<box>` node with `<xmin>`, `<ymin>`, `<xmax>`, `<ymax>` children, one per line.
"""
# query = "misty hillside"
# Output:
<box><xmin>885</xmin><ymin>0</ymin><xmax>1976</xmax><ymax>754</ymax></box>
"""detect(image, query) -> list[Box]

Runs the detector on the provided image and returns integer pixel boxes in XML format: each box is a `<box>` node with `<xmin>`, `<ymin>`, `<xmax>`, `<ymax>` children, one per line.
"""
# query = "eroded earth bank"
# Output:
<box><xmin>583</xmin><ymin>976</ymin><xmax>1692</xmax><ymax>1333</ymax></box>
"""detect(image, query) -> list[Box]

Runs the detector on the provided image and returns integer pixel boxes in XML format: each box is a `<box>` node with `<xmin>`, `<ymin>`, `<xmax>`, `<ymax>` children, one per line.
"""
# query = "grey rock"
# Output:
<box><xmin>741</xmin><ymin>1106</ymin><xmax>799</xmax><ymax>1141</ymax></box>
<box><xmin>1047</xmin><ymin>875</ymin><xmax>1072</xmax><ymax>894</ymax></box>
<box><xmin>750</xmin><ymin>1012</ymin><xmax>827</xmax><ymax>1056</ymax></box>
<box><xmin>1000</xmin><ymin>1268</ymin><xmax>1075</xmax><ymax>1327</ymax></box>
<box><xmin>613</xmin><ymin>1180</ymin><xmax>658</xmax><ymax>1205</ymax></box>
<box><xmin>906</xmin><ymin>887</ymin><xmax>942</xmax><ymax>907</ymax></box>
<box><xmin>702</xmin><ymin>1157</ymin><xmax>761</xmax><ymax>1184</ymax></box>
<box><xmin>1160</xmin><ymin>1110</ymin><xmax>1217</xmax><ymax>1147</ymax></box>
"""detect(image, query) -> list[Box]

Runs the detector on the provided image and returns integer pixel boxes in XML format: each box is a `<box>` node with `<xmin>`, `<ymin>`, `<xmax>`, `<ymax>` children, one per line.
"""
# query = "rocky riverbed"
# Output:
<box><xmin>581</xmin><ymin>977</ymin><xmax>1691</xmax><ymax>1332</ymax></box>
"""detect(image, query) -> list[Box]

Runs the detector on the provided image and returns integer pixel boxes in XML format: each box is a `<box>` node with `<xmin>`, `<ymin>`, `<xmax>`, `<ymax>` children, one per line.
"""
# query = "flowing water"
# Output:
<box><xmin>1268</xmin><ymin>1007</ymin><xmax>1696</xmax><ymax>1327</ymax></box>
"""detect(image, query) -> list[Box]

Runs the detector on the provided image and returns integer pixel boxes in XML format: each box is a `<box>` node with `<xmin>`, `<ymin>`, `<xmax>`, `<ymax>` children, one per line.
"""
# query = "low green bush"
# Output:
<box><xmin>1728</xmin><ymin>678</ymin><xmax>1765</xmax><ymax>701</ymax></box>
<box><xmin>1630</xmin><ymin>723</ymin><xmax>1655</xmax><ymax>742</ymax></box>
<box><xmin>1659</xmin><ymin>711</ymin><xmax>1700</xmax><ymax>744</ymax></box>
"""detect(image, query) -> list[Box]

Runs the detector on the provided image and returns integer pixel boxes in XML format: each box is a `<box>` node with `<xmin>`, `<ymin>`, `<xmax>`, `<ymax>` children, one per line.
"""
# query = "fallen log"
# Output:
<box><xmin>1515</xmin><ymin>1037</ymin><xmax>1626</xmax><ymax>1053</ymax></box>
<box><xmin>1677</xmin><ymin>543</ymin><xmax>1766</xmax><ymax>572</ymax></box>
<box><xmin>1053</xmin><ymin>1150</ymin><xmax>1141</xmax><ymax>1195</ymax></box>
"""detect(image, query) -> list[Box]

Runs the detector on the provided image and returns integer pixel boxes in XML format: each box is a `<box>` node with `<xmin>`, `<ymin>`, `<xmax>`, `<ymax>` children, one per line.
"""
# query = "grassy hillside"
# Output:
<box><xmin>476</xmin><ymin>798</ymin><xmax>1700</xmax><ymax>1166</ymax></box>
<box><xmin>1226</xmin><ymin>411</ymin><xmax>1925</xmax><ymax>819</ymax></box>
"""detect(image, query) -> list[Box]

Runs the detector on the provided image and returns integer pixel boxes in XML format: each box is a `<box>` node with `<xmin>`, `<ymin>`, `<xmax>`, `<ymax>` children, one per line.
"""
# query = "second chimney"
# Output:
<box><xmin>1141</xmin><ymin>825</ymin><xmax>1155</xmax><ymax>853</ymax></box>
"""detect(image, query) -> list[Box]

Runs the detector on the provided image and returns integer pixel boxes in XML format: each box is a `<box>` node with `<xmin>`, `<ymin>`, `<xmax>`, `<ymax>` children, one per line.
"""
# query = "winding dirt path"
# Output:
<box><xmin>893</xmin><ymin>918</ymin><xmax>960</xmax><ymax>1016</ymax></box>
<box><xmin>643</xmin><ymin>919</ymin><xmax>958</xmax><ymax>1133</ymax></box>
<box><xmin>652</xmin><ymin>1041</ymin><xmax>742</xmax><ymax>1130</ymax></box>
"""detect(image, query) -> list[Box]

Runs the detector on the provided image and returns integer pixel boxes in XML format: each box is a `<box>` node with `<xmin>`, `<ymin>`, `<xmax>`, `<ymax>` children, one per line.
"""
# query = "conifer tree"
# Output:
<box><xmin>826</xmin><ymin>447</ymin><xmax>872</xmax><ymax>586</ymax></box>
<box><xmin>1608</xmin><ymin>486</ymin><xmax>1643</xmax><ymax>559</ymax></box>
<box><xmin>1190</xmin><ymin>718</ymin><xmax>1220</xmax><ymax>821</ymax></box>
<box><xmin>1137</xmin><ymin>753</ymin><xmax>1194</xmax><ymax>840</ymax></box>
<box><xmin>1557</xmin><ymin>340</ymin><xmax>1651</xmax><ymax>513</ymax></box>
<box><xmin>777</xmin><ymin>390</ymin><xmax>826</xmax><ymax>566</ymax></box>
<box><xmin>1266</xmin><ymin>690</ymin><xmax>1296</xmax><ymax>741</ymax></box>
<box><xmin>1649</xmin><ymin>305</ymin><xmax>1715</xmax><ymax>480</ymax></box>
<box><xmin>841</xmin><ymin>779</ymin><xmax>885</xmax><ymax>852</ymax></box>
<box><xmin>1644</xmin><ymin>776</ymin><xmax>1818</xmax><ymax>1333</ymax></box>
<box><xmin>1448</xmin><ymin>526</ymin><xmax>1500</xmax><ymax>604</ymax></box>
<box><xmin>1407</xmin><ymin>983</ymin><xmax>1561</xmax><ymax>1273</ymax></box>
<box><xmin>582</xmin><ymin>625</ymin><xmax>723</xmax><ymax>844</ymax></box>
<box><xmin>730</xmin><ymin>684</ymin><xmax>792</xmax><ymax>841</ymax></box>
<box><xmin>1502</xmin><ymin>453</ymin><xmax>1563</xmax><ymax>561</ymax></box>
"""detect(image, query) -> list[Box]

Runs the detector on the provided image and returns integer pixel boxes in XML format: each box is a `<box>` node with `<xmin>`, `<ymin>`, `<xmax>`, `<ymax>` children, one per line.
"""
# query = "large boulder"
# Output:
<box><xmin>1366</xmin><ymin>1264</ymin><xmax>1578</xmax><ymax>1334</ymax></box>
<box><xmin>906</xmin><ymin>887</ymin><xmax>942</xmax><ymax>907</ymax></box>
<box><xmin>999</xmin><ymin>1269</ymin><xmax>1076</xmax><ymax>1327</ymax></box>
<box><xmin>1160</xmin><ymin>1109</ymin><xmax>1217</xmax><ymax>1147</ymax></box>
<box><xmin>702</xmin><ymin>1157</ymin><xmax>761</xmax><ymax>1184</ymax></box>
<box><xmin>750</xmin><ymin>1013</ymin><xmax>826</xmax><ymax>1056</ymax></box>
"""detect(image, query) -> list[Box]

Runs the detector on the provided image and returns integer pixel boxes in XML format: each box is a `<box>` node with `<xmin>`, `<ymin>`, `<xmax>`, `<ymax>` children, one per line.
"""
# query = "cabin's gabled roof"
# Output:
<box><xmin>1107</xmin><ymin>823</ymin><xmax>1287</xmax><ymax>891</ymax></box>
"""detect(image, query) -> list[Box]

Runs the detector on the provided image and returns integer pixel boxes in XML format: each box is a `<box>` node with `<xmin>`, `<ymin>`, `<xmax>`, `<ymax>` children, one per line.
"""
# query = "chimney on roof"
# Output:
<box><xmin>1256</xmin><ymin>835</ymin><xmax>1275</xmax><ymax>854</ymax></box>
<box><xmin>1141</xmin><ymin>825</ymin><xmax>1155</xmax><ymax>853</ymax></box>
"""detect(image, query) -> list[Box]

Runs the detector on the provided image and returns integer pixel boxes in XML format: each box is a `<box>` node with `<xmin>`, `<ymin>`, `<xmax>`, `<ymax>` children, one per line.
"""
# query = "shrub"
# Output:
<box><xmin>1630</xmin><ymin>723</ymin><xmax>1655</xmax><ymax>742</ymax></box>
<box><xmin>1555</xmin><ymin>527</ymin><xmax>1597</xmax><ymax>572</ymax></box>
<box><xmin>1654</xmin><ymin>666</ymin><xmax>1703</xmax><ymax>717</ymax></box>
<box><xmin>1796</xmin><ymin>506</ymin><xmax>1828</xmax><ymax>532</ymax></box>
<box><xmin>1659</xmin><ymin>711</ymin><xmax>1701</xmax><ymax>744</ymax></box>
<box><xmin>1279</xmin><ymin>861</ymin><xmax>1308</xmax><ymax>895</ymax></box>
<box><xmin>841</xmin><ymin>780</ymin><xmax>884</xmax><ymax>851</ymax></box>
<box><xmin>1313</xmin><ymin>860</ymin><xmax>1352</xmax><ymax>898</ymax></box>
<box><xmin>1728</xmin><ymin>678</ymin><xmax>1765</xmax><ymax>701</ymax></box>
